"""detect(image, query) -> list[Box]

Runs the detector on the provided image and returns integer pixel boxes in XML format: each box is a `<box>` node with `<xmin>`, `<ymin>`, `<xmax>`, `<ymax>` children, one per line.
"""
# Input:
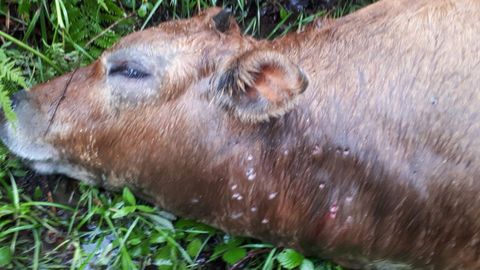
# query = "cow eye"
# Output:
<box><xmin>109</xmin><ymin>65</ymin><xmax>150</xmax><ymax>79</ymax></box>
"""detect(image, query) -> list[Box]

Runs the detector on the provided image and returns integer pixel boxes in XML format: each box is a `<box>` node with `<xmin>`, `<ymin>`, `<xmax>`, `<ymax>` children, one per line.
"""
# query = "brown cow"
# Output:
<box><xmin>1</xmin><ymin>0</ymin><xmax>479</xmax><ymax>269</ymax></box>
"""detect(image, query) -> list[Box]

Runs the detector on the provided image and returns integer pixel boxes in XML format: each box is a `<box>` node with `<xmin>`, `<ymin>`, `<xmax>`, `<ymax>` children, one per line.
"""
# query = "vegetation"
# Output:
<box><xmin>0</xmin><ymin>0</ymin><xmax>373</xmax><ymax>269</ymax></box>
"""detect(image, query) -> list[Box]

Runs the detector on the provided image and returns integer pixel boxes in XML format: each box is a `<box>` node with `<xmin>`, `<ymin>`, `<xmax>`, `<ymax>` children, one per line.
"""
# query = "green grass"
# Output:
<box><xmin>0</xmin><ymin>1</ymin><xmax>373</xmax><ymax>269</ymax></box>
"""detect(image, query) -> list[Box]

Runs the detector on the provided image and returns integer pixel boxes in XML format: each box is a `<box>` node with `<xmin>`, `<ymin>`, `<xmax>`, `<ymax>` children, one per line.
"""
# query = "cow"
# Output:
<box><xmin>1</xmin><ymin>0</ymin><xmax>479</xmax><ymax>269</ymax></box>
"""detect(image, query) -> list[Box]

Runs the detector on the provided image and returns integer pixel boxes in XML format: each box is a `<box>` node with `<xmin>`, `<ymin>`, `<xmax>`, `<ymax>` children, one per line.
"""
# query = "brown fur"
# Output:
<box><xmin>1</xmin><ymin>0</ymin><xmax>480</xmax><ymax>269</ymax></box>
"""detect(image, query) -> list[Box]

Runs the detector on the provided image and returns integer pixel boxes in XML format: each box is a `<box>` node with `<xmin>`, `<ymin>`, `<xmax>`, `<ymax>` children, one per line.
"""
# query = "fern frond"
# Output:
<box><xmin>93</xmin><ymin>31</ymin><xmax>119</xmax><ymax>49</ymax></box>
<box><xmin>0</xmin><ymin>83</ymin><xmax>17</xmax><ymax>123</ymax></box>
<box><xmin>0</xmin><ymin>49</ymin><xmax>28</xmax><ymax>124</ymax></box>
<box><xmin>0</xmin><ymin>61</ymin><xmax>27</xmax><ymax>89</ymax></box>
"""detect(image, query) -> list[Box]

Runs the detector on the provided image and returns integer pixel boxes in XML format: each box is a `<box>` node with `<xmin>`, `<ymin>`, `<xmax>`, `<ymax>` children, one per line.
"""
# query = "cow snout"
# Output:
<box><xmin>0</xmin><ymin>89</ymin><xmax>25</xmax><ymax>125</ymax></box>
<box><xmin>10</xmin><ymin>89</ymin><xmax>28</xmax><ymax>110</ymax></box>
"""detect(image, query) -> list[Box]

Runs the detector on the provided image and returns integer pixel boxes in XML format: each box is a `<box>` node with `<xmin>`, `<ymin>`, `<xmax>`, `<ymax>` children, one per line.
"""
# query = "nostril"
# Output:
<box><xmin>11</xmin><ymin>89</ymin><xmax>27</xmax><ymax>109</ymax></box>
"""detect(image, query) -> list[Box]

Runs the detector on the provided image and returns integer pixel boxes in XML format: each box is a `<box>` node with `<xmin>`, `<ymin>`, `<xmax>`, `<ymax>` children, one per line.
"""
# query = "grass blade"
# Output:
<box><xmin>32</xmin><ymin>229</ymin><xmax>40</xmax><ymax>270</ymax></box>
<box><xmin>141</xmin><ymin>0</ymin><xmax>164</xmax><ymax>30</ymax></box>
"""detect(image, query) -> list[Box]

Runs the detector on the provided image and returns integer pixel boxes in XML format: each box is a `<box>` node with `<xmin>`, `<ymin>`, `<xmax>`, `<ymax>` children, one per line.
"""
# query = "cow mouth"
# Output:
<box><xmin>0</xmin><ymin>124</ymin><xmax>100</xmax><ymax>185</ymax></box>
<box><xmin>0</xmin><ymin>121</ymin><xmax>65</xmax><ymax>175</ymax></box>
<box><xmin>0</xmin><ymin>121</ymin><xmax>58</xmax><ymax>161</ymax></box>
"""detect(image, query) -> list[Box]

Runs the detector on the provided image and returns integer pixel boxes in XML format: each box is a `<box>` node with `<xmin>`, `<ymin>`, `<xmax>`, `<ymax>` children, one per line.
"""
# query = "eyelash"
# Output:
<box><xmin>109</xmin><ymin>65</ymin><xmax>150</xmax><ymax>79</ymax></box>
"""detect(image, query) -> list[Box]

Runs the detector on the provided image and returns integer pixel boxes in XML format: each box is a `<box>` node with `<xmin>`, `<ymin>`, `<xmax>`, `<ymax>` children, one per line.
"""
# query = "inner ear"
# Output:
<box><xmin>245</xmin><ymin>65</ymin><xmax>294</xmax><ymax>103</ymax></box>
<box><xmin>211</xmin><ymin>50</ymin><xmax>309</xmax><ymax>123</ymax></box>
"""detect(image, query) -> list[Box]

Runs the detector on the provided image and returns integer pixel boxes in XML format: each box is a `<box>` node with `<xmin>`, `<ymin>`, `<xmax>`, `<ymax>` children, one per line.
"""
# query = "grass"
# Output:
<box><xmin>0</xmin><ymin>1</ymin><xmax>374</xmax><ymax>269</ymax></box>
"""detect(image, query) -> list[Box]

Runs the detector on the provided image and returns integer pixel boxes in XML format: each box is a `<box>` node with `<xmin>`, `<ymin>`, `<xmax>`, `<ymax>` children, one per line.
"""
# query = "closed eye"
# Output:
<box><xmin>109</xmin><ymin>65</ymin><xmax>150</xmax><ymax>79</ymax></box>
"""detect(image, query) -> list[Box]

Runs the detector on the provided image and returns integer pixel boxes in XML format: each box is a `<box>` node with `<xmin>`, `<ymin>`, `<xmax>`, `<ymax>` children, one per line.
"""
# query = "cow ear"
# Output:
<box><xmin>202</xmin><ymin>8</ymin><xmax>240</xmax><ymax>34</ymax></box>
<box><xmin>211</xmin><ymin>50</ymin><xmax>308</xmax><ymax>123</ymax></box>
<box><xmin>212</xmin><ymin>9</ymin><xmax>233</xmax><ymax>32</ymax></box>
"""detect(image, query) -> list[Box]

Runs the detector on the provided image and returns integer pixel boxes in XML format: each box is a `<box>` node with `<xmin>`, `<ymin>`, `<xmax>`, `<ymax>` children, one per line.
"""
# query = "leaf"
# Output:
<box><xmin>186</xmin><ymin>238</ymin><xmax>202</xmax><ymax>258</ymax></box>
<box><xmin>97</xmin><ymin>0</ymin><xmax>109</xmax><ymax>12</ymax></box>
<box><xmin>280</xmin><ymin>7</ymin><xmax>290</xmax><ymax>20</ymax></box>
<box><xmin>0</xmin><ymin>205</ymin><xmax>15</xmax><ymax>217</ymax></box>
<box><xmin>143</xmin><ymin>213</ymin><xmax>174</xmax><ymax>230</ymax></box>
<box><xmin>261</xmin><ymin>248</ymin><xmax>277</xmax><ymax>270</ymax></box>
<box><xmin>0</xmin><ymin>50</ymin><xmax>27</xmax><ymax>124</ymax></box>
<box><xmin>127</xmin><ymin>238</ymin><xmax>142</xmax><ymax>246</ymax></box>
<box><xmin>136</xmin><ymin>205</ymin><xmax>155</xmax><ymax>213</ymax></box>
<box><xmin>0</xmin><ymin>88</ymin><xmax>16</xmax><ymax>123</ymax></box>
<box><xmin>154</xmin><ymin>245</ymin><xmax>174</xmax><ymax>269</ymax></box>
<box><xmin>0</xmin><ymin>246</ymin><xmax>12</xmax><ymax>267</ymax></box>
<box><xmin>157</xmin><ymin>211</ymin><xmax>176</xmax><ymax>220</ymax></box>
<box><xmin>222</xmin><ymin>247</ymin><xmax>247</xmax><ymax>265</ymax></box>
<box><xmin>211</xmin><ymin>236</ymin><xmax>245</xmax><ymax>260</ymax></box>
<box><xmin>121</xmin><ymin>249</ymin><xmax>136</xmax><ymax>270</ymax></box>
<box><xmin>212</xmin><ymin>243</ymin><xmax>229</xmax><ymax>258</ymax></box>
<box><xmin>33</xmin><ymin>186</ymin><xmax>43</xmax><ymax>200</ymax></box>
<box><xmin>17</xmin><ymin>0</ymin><xmax>32</xmax><ymax>18</ymax></box>
<box><xmin>0</xmin><ymin>59</ymin><xmax>27</xmax><ymax>88</ymax></box>
<box><xmin>54</xmin><ymin>0</ymin><xmax>66</xmax><ymax>29</ymax></box>
<box><xmin>149</xmin><ymin>233</ymin><xmax>167</xmax><ymax>244</ymax></box>
<box><xmin>277</xmin><ymin>249</ymin><xmax>305</xmax><ymax>270</ymax></box>
<box><xmin>111</xmin><ymin>206</ymin><xmax>136</xmax><ymax>219</ymax></box>
<box><xmin>155</xmin><ymin>259</ymin><xmax>173</xmax><ymax>267</ymax></box>
<box><xmin>175</xmin><ymin>219</ymin><xmax>217</xmax><ymax>234</ymax></box>
<box><xmin>122</xmin><ymin>187</ymin><xmax>136</xmax><ymax>206</ymax></box>
<box><xmin>300</xmin><ymin>258</ymin><xmax>315</xmax><ymax>270</ymax></box>
<box><xmin>137</xmin><ymin>4</ymin><xmax>148</xmax><ymax>17</ymax></box>
<box><xmin>224</xmin><ymin>236</ymin><xmax>244</xmax><ymax>248</ymax></box>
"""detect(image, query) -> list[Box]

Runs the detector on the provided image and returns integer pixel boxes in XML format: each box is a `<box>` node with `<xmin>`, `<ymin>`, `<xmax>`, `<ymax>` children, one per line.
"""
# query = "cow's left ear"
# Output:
<box><xmin>200</xmin><ymin>8</ymin><xmax>240</xmax><ymax>34</ymax></box>
<box><xmin>211</xmin><ymin>49</ymin><xmax>308</xmax><ymax>123</ymax></box>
